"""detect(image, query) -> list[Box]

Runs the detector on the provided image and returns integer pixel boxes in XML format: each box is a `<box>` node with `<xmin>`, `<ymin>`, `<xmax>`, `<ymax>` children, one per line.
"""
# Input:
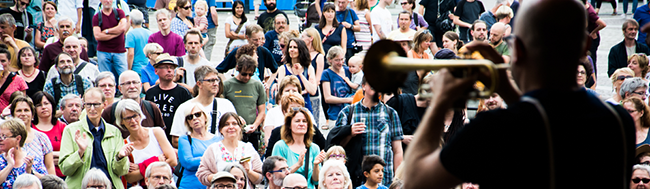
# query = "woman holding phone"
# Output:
<box><xmin>196</xmin><ymin>112</ymin><xmax>263</xmax><ymax>189</ymax></box>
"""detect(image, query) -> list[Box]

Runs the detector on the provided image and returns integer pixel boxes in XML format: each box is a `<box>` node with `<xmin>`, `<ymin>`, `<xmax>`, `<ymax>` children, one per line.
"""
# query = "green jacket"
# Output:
<box><xmin>58</xmin><ymin>116</ymin><xmax>129</xmax><ymax>189</ymax></box>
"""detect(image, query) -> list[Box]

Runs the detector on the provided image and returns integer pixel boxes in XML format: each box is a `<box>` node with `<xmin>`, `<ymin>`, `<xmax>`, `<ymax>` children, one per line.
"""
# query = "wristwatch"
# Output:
<box><xmin>350</xmin><ymin>25</ymin><xmax>354</xmax><ymax>30</ymax></box>
<box><xmin>104</xmin><ymin>30</ymin><xmax>109</xmax><ymax>34</ymax></box>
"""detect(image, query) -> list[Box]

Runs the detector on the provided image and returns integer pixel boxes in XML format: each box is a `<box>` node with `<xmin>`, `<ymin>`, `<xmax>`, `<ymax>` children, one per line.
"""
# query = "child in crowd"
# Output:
<box><xmin>325</xmin><ymin>145</ymin><xmax>347</xmax><ymax>163</ymax></box>
<box><xmin>348</xmin><ymin>56</ymin><xmax>364</xmax><ymax>91</ymax></box>
<box><xmin>194</xmin><ymin>0</ymin><xmax>210</xmax><ymax>45</ymax></box>
<box><xmin>357</xmin><ymin>155</ymin><xmax>388</xmax><ymax>189</ymax></box>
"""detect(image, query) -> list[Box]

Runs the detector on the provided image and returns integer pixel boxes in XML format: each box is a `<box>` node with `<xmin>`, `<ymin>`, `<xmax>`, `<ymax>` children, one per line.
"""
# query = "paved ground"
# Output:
<box><xmin>145</xmin><ymin>0</ymin><xmax>629</xmax><ymax>99</ymax></box>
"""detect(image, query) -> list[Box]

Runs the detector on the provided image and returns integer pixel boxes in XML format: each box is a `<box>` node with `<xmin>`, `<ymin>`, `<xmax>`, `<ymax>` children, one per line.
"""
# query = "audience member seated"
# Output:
<box><xmin>0</xmin><ymin>14</ymin><xmax>30</xmax><ymax>72</ymax></box>
<box><xmin>31</xmin><ymin>92</ymin><xmax>67</xmax><ymax>178</ymax></box>
<box><xmin>177</xmin><ymin>104</ymin><xmax>223</xmax><ymax>189</ymax></box>
<box><xmin>223</xmin><ymin>163</ymin><xmax>251</xmax><ymax>189</ymax></box>
<box><xmin>620</xmin><ymin>77</ymin><xmax>648</xmax><ymax>101</ymax></box>
<box><xmin>324</xmin><ymin>146</ymin><xmax>347</xmax><ymax>163</ymax></box>
<box><xmin>283</xmin><ymin>173</ymin><xmax>309</xmax><ymax>189</ymax></box>
<box><xmin>262</xmin><ymin>156</ymin><xmax>291</xmax><ymax>189</ymax></box>
<box><xmin>578</xmin><ymin>58</ymin><xmax>600</xmax><ymax>97</ymax></box>
<box><xmin>637</xmin><ymin>144</ymin><xmax>650</xmax><ymax>164</ymax></box>
<box><xmin>144</xmin><ymin>162</ymin><xmax>174</xmax><ymax>189</ymax></box>
<box><xmin>271</xmin><ymin>107</ymin><xmax>327</xmax><ymax>189</ymax></box>
<box><xmin>46</xmin><ymin>37</ymin><xmax>100</xmax><ymax>84</ymax></box>
<box><xmin>358</xmin><ymin>155</ymin><xmax>388</xmax><ymax>189</ymax></box>
<box><xmin>9</xmin><ymin>97</ymin><xmax>56</xmax><ymax>178</ymax></box>
<box><xmin>40</xmin><ymin>174</ymin><xmax>68</xmax><ymax>189</ymax></box>
<box><xmin>40</xmin><ymin>16</ymin><xmax>89</xmax><ymax>75</ymax></box>
<box><xmin>632</xmin><ymin>164</ymin><xmax>650</xmax><ymax>189</ymax></box>
<box><xmin>43</xmin><ymin>52</ymin><xmax>93</xmax><ymax>109</ymax></box>
<box><xmin>13</xmin><ymin>174</ymin><xmax>41</xmax><ymax>189</ymax></box>
<box><xmin>319</xmin><ymin>159</ymin><xmax>353</xmax><ymax>189</ymax></box>
<box><xmin>0</xmin><ymin>119</ymin><xmax>31</xmax><ymax>187</ymax></box>
<box><xmin>0</xmin><ymin>46</ymin><xmax>27</xmax><ymax>111</ymax></box>
<box><xmin>59</xmin><ymin>94</ymin><xmax>82</xmax><ymax>125</ymax></box>
<box><xmin>16</xmin><ymin>47</ymin><xmax>46</xmax><ymax>98</ymax></box>
<box><xmin>196</xmin><ymin>112</ymin><xmax>263</xmax><ymax>187</ymax></box>
<box><xmin>217</xmin><ymin>24</ymin><xmax>279</xmax><ymax>83</ymax></box>
<box><xmin>622</xmin><ymin>97</ymin><xmax>650</xmax><ymax>147</ymax></box>
<box><xmin>208</xmin><ymin>172</ymin><xmax>238</xmax><ymax>189</ymax></box>
<box><xmin>606</xmin><ymin>68</ymin><xmax>635</xmax><ymax>105</ymax></box>
<box><xmin>117</xmin><ymin>99</ymin><xmax>177</xmax><ymax>186</ymax></box>
<box><xmin>142</xmin><ymin>43</ymin><xmax>164</xmax><ymax>92</ymax></box>
<box><xmin>95</xmin><ymin>72</ymin><xmax>117</xmax><ymax>107</ymax></box>
<box><xmin>263</xmin><ymin>14</ymin><xmax>288</xmax><ymax>63</ymax></box>
<box><xmin>81</xmin><ymin>168</ymin><xmax>113</xmax><ymax>189</ymax></box>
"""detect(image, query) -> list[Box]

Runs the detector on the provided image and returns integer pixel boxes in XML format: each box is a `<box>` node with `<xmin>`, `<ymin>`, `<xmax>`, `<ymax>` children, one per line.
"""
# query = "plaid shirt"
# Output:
<box><xmin>335</xmin><ymin>101</ymin><xmax>404</xmax><ymax>186</ymax></box>
<box><xmin>44</xmin><ymin>76</ymin><xmax>93</xmax><ymax>109</ymax></box>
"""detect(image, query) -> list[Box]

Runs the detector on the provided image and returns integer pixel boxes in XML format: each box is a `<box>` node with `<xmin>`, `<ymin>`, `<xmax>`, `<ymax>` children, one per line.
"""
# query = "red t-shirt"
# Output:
<box><xmin>92</xmin><ymin>8</ymin><xmax>127</xmax><ymax>53</ymax></box>
<box><xmin>32</xmin><ymin>121</ymin><xmax>67</xmax><ymax>177</ymax></box>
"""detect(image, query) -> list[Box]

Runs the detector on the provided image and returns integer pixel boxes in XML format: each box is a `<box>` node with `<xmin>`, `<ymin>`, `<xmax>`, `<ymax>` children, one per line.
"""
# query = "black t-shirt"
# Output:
<box><xmin>401</xmin><ymin>71</ymin><xmax>420</xmax><ymax>95</ymax></box>
<box><xmin>127</xmin><ymin>0</ymin><xmax>147</xmax><ymax>7</ymax></box>
<box><xmin>454</xmin><ymin>0</ymin><xmax>484</xmax><ymax>27</ymax></box>
<box><xmin>440</xmin><ymin>89</ymin><xmax>636</xmax><ymax>188</ymax></box>
<box><xmin>256</xmin><ymin>10</ymin><xmax>289</xmax><ymax>33</ymax></box>
<box><xmin>0</xmin><ymin>8</ymin><xmax>33</xmax><ymax>40</ymax></box>
<box><xmin>145</xmin><ymin>84</ymin><xmax>193</xmax><ymax>141</ymax></box>
<box><xmin>419</xmin><ymin>0</ymin><xmax>438</xmax><ymax>24</ymax></box>
<box><xmin>385</xmin><ymin>93</ymin><xmax>425</xmax><ymax>136</ymax></box>
<box><xmin>25</xmin><ymin>70</ymin><xmax>45</xmax><ymax>98</ymax></box>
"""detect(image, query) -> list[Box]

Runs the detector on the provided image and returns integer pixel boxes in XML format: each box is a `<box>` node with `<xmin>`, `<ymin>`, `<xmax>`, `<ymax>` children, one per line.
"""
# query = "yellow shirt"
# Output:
<box><xmin>2</xmin><ymin>39</ymin><xmax>30</xmax><ymax>71</ymax></box>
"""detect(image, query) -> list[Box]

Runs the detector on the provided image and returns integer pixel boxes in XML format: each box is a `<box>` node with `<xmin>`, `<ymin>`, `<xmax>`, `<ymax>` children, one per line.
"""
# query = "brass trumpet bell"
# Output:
<box><xmin>363</xmin><ymin>40</ymin><xmax>507</xmax><ymax>98</ymax></box>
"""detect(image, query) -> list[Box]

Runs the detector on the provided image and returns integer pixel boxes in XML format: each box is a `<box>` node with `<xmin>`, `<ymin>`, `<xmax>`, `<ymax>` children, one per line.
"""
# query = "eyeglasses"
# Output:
<box><xmin>329</xmin><ymin>154</ymin><xmax>346</xmax><ymax>159</ymax></box>
<box><xmin>201</xmin><ymin>78</ymin><xmax>220</xmax><ymax>83</ymax></box>
<box><xmin>86</xmin><ymin>185</ymin><xmax>106</xmax><ymax>189</ymax></box>
<box><xmin>0</xmin><ymin>134</ymin><xmax>16</xmax><ymax>141</ymax></box>
<box><xmin>98</xmin><ymin>83</ymin><xmax>115</xmax><ymax>88</ymax></box>
<box><xmin>577</xmin><ymin>71</ymin><xmax>586</xmax><ymax>75</ymax></box>
<box><xmin>120</xmin><ymin>81</ymin><xmax>141</xmax><ymax>86</ymax></box>
<box><xmin>240</xmin><ymin>72</ymin><xmax>254</xmax><ymax>77</ymax></box>
<box><xmin>290</xmin><ymin>107</ymin><xmax>310</xmax><ymax>112</ymax></box>
<box><xmin>631</xmin><ymin>91</ymin><xmax>648</xmax><ymax>97</ymax></box>
<box><xmin>633</xmin><ymin>178</ymin><xmax>650</xmax><ymax>184</ymax></box>
<box><xmin>211</xmin><ymin>184</ymin><xmax>236</xmax><ymax>189</ymax></box>
<box><xmin>152</xmin><ymin>52</ymin><xmax>164</xmax><ymax>55</ymax></box>
<box><xmin>122</xmin><ymin>114</ymin><xmax>140</xmax><ymax>122</ymax></box>
<box><xmin>400</xmin><ymin>2</ymin><xmax>408</xmax><ymax>5</ymax></box>
<box><xmin>642</xmin><ymin>161</ymin><xmax>650</xmax><ymax>165</ymax></box>
<box><xmin>284</xmin><ymin>187</ymin><xmax>308</xmax><ymax>189</ymax></box>
<box><xmin>181</xmin><ymin>6</ymin><xmax>192</xmax><ymax>10</ymax></box>
<box><xmin>626</xmin><ymin>109</ymin><xmax>638</xmax><ymax>113</ymax></box>
<box><xmin>330</xmin><ymin>58</ymin><xmax>345</xmax><ymax>63</ymax></box>
<box><xmin>150</xmin><ymin>175</ymin><xmax>171</xmax><ymax>181</ymax></box>
<box><xmin>185</xmin><ymin>112</ymin><xmax>203</xmax><ymax>121</ymax></box>
<box><xmin>84</xmin><ymin>103</ymin><xmax>103</xmax><ymax>109</ymax></box>
<box><xmin>269</xmin><ymin>167</ymin><xmax>290</xmax><ymax>173</ymax></box>
<box><xmin>617</xmin><ymin>75</ymin><xmax>633</xmax><ymax>80</ymax></box>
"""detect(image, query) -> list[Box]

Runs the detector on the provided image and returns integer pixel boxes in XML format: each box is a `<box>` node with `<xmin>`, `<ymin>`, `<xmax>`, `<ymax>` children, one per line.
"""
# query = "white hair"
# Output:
<box><xmin>634</xmin><ymin>164</ymin><xmax>650</xmax><ymax>175</ymax></box>
<box><xmin>145</xmin><ymin>161</ymin><xmax>173</xmax><ymax>178</ymax></box>
<box><xmin>82</xmin><ymin>168</ymin><xmax>112</xmax><ymax>189</ymax></box>
<box><xmin>155</xmin><ymin>9</ymin><xmax>172</xmax><ymax>19</ymax></box>
<box><xmin>57</xmin><ymin>15</ymin><xmax>76</xmax><ymax>29</ymax></box>
<box><xmin>318</xmin><ymin>160</ymin><xmax>352</xmax><ymax>189</ymax></box>
<box><xmin>14</xmin><ymin>174</ymin><xmax>42</xmax><ymax>189</ymax></box>
<box><xmin>114</xmin><ymin>99</ymin><xmax>145</xmax><ymax>126</ymax></box>
<box><xmin>130</xmin><ymin>9</ymin><xmax>144</xmax><ymax>26</ymax></box>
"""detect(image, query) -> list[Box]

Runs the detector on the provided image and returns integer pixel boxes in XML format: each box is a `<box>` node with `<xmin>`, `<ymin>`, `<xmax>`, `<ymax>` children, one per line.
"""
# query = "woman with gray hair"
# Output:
<box><xmin>115</xmin><ymin>99</ymin><xmax>177</xmax><ymax>186</ymax></box>
<box><xmin>14</xmin><ymin>174</ymin><xmax>41</xmax><ymax>189</ymax></box>
<box><xmin>606</xmin><ymin>67</ymin><xmax>635</xmax><ymax>105</ymax></box>
<box><xmin>619</xmin><ymin>77</ymin><xmax>648</xmax><ymax>102</ymax></box>
<box><xmin>95</xmin><ymin>71</ymin><xmax>117</xmax><ymax>107</ymax></box>
<box><xmin>82</xmin><ymin>168</ymin><xmax>112</xmax><ymax>189</ymax></box>
<box><xmin>321</xmin><ymin>46</ymin><xmax>354</xmax><ymax>129</ymax></box>
<box><xmin>224</xmin><ymin>163</ymin><xmax>250</xmax><ymax>189</ymax></box>
<box><xmin>319</xmin><ymin>160</ymin><xmax>352</xmax><ymax>189</ymax></box>
<box><xmin>142</xmin><ymin>43</ymin><xmax>164</xmax><ymax>92</ymax></box>
<box><xmin>632</xmin><ymin>164</ymin><xmax>650</xmax><ymax>188</ymax></box>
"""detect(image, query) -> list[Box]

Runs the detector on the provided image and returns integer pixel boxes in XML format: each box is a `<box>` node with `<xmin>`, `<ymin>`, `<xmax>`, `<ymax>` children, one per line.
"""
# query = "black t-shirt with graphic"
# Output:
<box><xmin>145</xmin><ymin>84</ymin><xmax>193</xmax><ymax>141</ymax></box>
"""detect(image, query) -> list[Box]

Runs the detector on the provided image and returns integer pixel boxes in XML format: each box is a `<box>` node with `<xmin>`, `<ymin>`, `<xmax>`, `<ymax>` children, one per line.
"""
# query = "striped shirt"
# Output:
<box><xmin>354</xmin><ymin>9</ymin><xmax>372</xmax><ymax>56</ymax></box>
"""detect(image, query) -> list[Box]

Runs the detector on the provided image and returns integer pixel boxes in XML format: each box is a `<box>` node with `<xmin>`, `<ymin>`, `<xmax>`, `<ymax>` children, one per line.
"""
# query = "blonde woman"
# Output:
<box><xmin>607</xmin><ymin>67</ymin><xmax>635</xmax><ymax>104</ymax></box>
<box><xmin>628</xmin><ymin>53</ymin><xmax>650</xmax><ymax>82</ymax></box>
<box><xmin>142</xmin><ymin>43</ymin><xmax>165</xmax><ymax>92</ymax></box>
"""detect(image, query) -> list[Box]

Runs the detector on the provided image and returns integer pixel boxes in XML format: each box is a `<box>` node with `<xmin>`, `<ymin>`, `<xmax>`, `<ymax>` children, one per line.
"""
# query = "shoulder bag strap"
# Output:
<box><xmin>0</xmin><ymin>72</ymin><xmax>15</xmax><ymax>95</ymax></box>
<box><xmin>520</xmin><ymin>96</ymin><xmax>554</xmax><ymax>189</ymax></box>
<box><xmin>225</xmin><ymin>21</ymin><xmax>246</xmax><ymax>53</ymax></box>
<box><xmin>176</xmin><ymin>57</ymin><xmax>186</xmax><ymax>84</ymax></box>
<box><xmin>75</xmin><ymin>62</ymin><xmax>87</xmax><ymax>75</ymax></box>
<box><xmin>52</xmin><ymin>77</ymin><xmax>61</xmax><ymax>106</ymax></box>
<box><xmin>142</xmin><ymin>100</ymin><xmax>155</xmax><ymax>121</ymax></box>
<box><xmin>75</xmin><ymin>75</ymin><xmax>84</xmax><ymax>97</ymax></box>
<box><xmin>211</xmin><ymin>98</ymin><xmax>218</xmax><ymax>134</ymax></box>
<box><xmin>303</xmin><ymin>146</ymin><xmax>310</xmax><ymax>179</ymax></box>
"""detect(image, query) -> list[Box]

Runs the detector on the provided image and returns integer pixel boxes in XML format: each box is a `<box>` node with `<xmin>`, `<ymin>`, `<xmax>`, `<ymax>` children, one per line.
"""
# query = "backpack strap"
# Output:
<box><xmin>176</xmin><ymin>57</ymin><xmax>186</xmax><ymax>84</ymax></box>
<box><xmin>210</xmin><ymin>98</ymin><xmax>218</xmax><ymax>134</ymax></box>
<box><xmin>142</xmin><ymin>100</ymin><xmax>155</xmax><ymax>123</ymax></box>
<box><xmin>75</xmin><ymin>75</ymin><xmax>85</xmax><ymax>98</ymax></box>
<box><xmin>110</xmin><ymin>101</ymin><xmax>118</xmax><ymax>124</ymax></box>
<box><xmin>414</xmin><ymin>13</ymin><xmax>419</xmax><ymax>27</ymax></box>
<box><xmin>75</xmin><ymin>62</ymin><xmax>87</xmax><ymax>75</ymax></box>
<box><xmin>98</xmin><ymin>8</ymin><xmax>119</xmax><ymax>28</ymax></box>
<box><xmin>52</xmin><ymin>77</ymin><xmax>61</xmax><ymax>107</ymax></box>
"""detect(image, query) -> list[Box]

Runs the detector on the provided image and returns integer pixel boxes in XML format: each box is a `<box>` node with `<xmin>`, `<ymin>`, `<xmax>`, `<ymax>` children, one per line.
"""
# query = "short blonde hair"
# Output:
<box><xmin>324</xmin><ymin>145</ymin><xmax>346</xmax><ymax>161</ymax></box>
<box><xmin>184</xmin><ymin>104</ymin><xmax>209</xmax><ymax>134</ymax></box>
<box><xmin>194</xmin><ymin>0</ymin><xmax>208</xmax><ymax>15</ymax></box>
<box><xmin>495</xmin><ymin>5</ymin><xmax>514</xmax><ymax>20</ymax></box>
<box><xmin>629</xmin><ymin>54</ymin><xmax>650</xmax><ymax>77</ymax></box>
<box><xmin>610</xmin><ymin>67</ymin><xmax>635</xmax><ymax>84</ymax></box>
<box><xmin>326</xmin><ymin>46</ymin><xmax>345</xmax><ymax>64</ymax></box>
<box><xmin>0</xmin><ymin>118</ymin><xmax>27</xmax><ymax>147</ymax></box>
<box><xmin>143</xmin><ymin>43</ymin><xmax>164</xmax><ymax>57</ymax></box>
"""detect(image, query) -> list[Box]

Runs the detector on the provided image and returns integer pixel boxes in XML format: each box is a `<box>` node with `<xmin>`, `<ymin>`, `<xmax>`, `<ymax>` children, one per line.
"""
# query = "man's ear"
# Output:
<box><xmin>512</xmin><ymin>35</ymin><xmax>526</xmax><ymax>66</ymax></box>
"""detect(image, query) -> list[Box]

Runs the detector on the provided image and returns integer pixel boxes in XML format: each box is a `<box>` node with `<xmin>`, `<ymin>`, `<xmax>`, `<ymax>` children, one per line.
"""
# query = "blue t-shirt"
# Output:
<box><xmin>125</xmin><ymin>28</ymin><xmax>152</xmax><ymax>74</ymax></box>
<box><xmin>264</xmin><ymin>30</ymin><xmax>283</xmax><ymax>63</ymax></box>
<box><xmin>141</xmin><ymin>64</ymin><xmax>159</xmax><ymax>86</ymax></box>
<box><xmin>336</xmin><ymin>9</ymin><xmax>359</xmax><ymax>47</ymax></box>
<box><xmin>356</xmin><ymin>185</ymin><xmax>389</xmax><ymax>189</ymax></box>
<box><xmin>178</xmin><ymin>135</ymin><xmax>223</xmax><ymax>189</ymax></box>
<box><xmin>321</xmin><ymin>67</ymin><xmax>352</xmax><ymax>119</ymax></box>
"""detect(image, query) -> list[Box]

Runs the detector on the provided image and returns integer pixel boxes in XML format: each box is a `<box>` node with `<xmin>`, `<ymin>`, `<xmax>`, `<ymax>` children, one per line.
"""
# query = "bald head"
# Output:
<box><xmin>63</xmin><ymin>37</ymin><xmax>81</xmax><ymax>61</ymax></box>
<box><xmin>489</xmin><ymin>22</ymin><xmax>506</xmax><ymax>44</ymax></box>
<box><xmin>282</xmin><ymin>174</ymin><xmax>308</xmax><ymax>188</ymax></box>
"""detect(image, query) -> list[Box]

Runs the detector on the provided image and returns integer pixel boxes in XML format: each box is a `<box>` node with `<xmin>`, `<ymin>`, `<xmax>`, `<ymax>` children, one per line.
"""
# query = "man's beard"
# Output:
<box><xmin>272</xmin><ymin>174</ymin><xmax>283</xmax><ymax>186</ymax></box>
<box><xmin>61</xmin><ymin>68</ymin><xmax>73</xmax><ymax>75</ymax></box>
<box><xmin>266</xmin><ymin>2</ymin><xmax>276</xmax><ymax>10</ymax></box>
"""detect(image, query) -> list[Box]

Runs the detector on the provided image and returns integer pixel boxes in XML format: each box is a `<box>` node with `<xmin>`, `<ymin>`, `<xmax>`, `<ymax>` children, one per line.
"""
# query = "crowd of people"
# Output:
<box><xmin>0</xmin><ymin>0</ymin><xmax>648</xmax><ymax>188</ymax></box>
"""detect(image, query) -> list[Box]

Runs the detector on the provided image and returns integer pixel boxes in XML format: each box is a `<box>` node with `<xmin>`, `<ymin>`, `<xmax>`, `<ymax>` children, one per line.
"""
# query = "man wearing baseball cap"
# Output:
<box><xmin>145</xmin><ymin>53</ymin><xmax>193</xmax><ymax>141</ymax></box>
<box><xmin>210</xmin><ymin>172</ymin><xmax>238</xmax><ymax>189</ymax></box>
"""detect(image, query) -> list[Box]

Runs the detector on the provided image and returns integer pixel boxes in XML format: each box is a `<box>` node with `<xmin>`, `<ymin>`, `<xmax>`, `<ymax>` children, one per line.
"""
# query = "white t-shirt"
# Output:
<box><xmin>170</xmin><ymin>98</ymin><xmax>238</xmax><ymax>137</ymax></box>
<box><xmin>46</xmin><ymin>61</ymin><xmax>100</xmax><ymax>84</ymax></box>
<box><xmin>263</xmin><ymin>105</ymin><xmax>316</xmax><ymax>130</ymax></box>
<box><xmin>371</xmin><ymin>6</ymin><xmax>393</xmax><ymax>43</ymax></box>
<box><xmin>57</xmin><ymin>0</ymin><xmax>83</xmax><ymax>24</ymax></box>
<box><xmin>180</xmin><ymin>56</ymin><xmax>216</xmax><ymax>88</ymax></box>
<box><xmin>225</xmin><ymin>16</ymin><xmax>250</xmax><ymax>50</ymax></box>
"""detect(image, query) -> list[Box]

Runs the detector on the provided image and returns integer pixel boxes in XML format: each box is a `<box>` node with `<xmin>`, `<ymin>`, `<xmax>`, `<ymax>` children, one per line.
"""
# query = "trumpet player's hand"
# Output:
<box><xmin>430</xmin><ymin>68</ymin><xmax>479</xmax><ymax>110</ymax></box>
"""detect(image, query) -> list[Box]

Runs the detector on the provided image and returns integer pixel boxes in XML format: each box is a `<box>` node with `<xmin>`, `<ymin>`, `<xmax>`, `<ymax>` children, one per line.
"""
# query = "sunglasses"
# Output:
<box><xmin>240</xmin><ymin>72</ymin><xmax>254</xmax><ymax>77</ymax></box>
<box><xmin>633</xmin><ymin>178</ymin><xmax>650</xmax><ymax>184</ymax></box>
<box><xmin>181</xmin><ymin>6</ymin><xmax>192</xmax><ymax>10</ymax></box>
<box><xmin>290</xmin><ymin>107</ymin><xmax>310</xmax><ymax>112</ymax></box>
<box><xmin>185</xmin><ymin>112</ymin><xmax>202</xmax><ymax>121</ymax></box>
<box><xmin>400</xmin><ymin>2</ymin><xmax>408</xmax><ymax>5</ymax></box>
<box><xmin>617</xmin><ymin>75</ymin><xmax>633</xmax><ymax>80</ymax></box>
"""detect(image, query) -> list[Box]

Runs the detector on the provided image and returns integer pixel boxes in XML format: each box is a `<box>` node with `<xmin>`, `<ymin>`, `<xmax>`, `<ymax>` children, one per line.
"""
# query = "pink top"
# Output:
<box><xmin>0</xmin><ymin>73</ymin><xmax>27</xmax><ymax>110</ymax></box>
<box><xmin>32</xmin><ymin>121</ymin><xmax>67</xmax><ymax>177</ymax></box>
<box><xmin>195</xmin><ymin>15</ymin><xmax>209</xmax><ymax>34</ymax></box>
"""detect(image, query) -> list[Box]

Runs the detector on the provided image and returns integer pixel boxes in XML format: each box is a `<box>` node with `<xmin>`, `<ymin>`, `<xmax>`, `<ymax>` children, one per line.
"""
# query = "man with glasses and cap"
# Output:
<box><xmin>223</xmin><ymin>55</ymin><xmax>267</xmax><ymax>151</ymax></box>
<box><xmin>609</xmin><ymin>19</ymin><xmax>650</xmax><ymax>77</ymax></box>
<box><xmin>145</xmin><ymin>53</ymin><xmax>193</xmax><ymax>142</ymax></box>
<box><xmin>210</xmin><ymin>172</ymin><xmax>238</xmax><ymax>189</ymax></box>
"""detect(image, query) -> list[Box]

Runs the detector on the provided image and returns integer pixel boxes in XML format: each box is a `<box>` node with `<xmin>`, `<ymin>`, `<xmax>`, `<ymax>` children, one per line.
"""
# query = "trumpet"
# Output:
<box><xmin>363</xmin><ymin>40</ymin><xmax>509</xmax><ymax>98</ymax></box>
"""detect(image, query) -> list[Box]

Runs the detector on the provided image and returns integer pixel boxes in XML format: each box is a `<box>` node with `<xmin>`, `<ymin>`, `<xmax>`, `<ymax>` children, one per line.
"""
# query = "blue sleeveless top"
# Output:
<box><xmin>283</xmin><ymin>65</ymin><xmax>314</xmax><ymax>113</ymax></box>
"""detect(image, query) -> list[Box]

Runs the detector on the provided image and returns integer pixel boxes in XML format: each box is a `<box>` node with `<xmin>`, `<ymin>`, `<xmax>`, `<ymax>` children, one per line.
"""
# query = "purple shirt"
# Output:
<box><xmin>396</xmin><ymin>12</ymin><xmax>429</xmax><ymax>30</ymax></box>
<box><xmin>148</xmin><ymin>31</ymin><xmax>186</xmax><ymax>56</ymax></box>
<box><xmin>92</xmin><ymin>8</ymin><xmax>127</xmax><ymax>53</ymax></box>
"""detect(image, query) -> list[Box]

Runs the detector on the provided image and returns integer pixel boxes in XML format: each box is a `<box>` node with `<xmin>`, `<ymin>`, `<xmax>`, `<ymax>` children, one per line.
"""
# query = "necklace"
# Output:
<box><xmin>20</xmin><ymin>69</ymin><xmax>35</xmax><ymax>78</ymax></box>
